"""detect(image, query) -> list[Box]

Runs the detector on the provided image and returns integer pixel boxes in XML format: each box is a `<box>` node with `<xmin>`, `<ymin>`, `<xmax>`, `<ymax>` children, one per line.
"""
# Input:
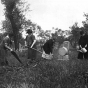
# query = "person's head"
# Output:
<box><xmin>80</xmin><ymin>30</ymin><xmax>85</xmax><ymax>36</ymax></box>
<box><xmin>52</xmin><ymin>33</ymin><xmax>57</xmax><ymax>40</ymax></box>
<box><xmin>26</xmin><ymin>29</ymin><xmax>33</xmax><ymax>34</ymax></box>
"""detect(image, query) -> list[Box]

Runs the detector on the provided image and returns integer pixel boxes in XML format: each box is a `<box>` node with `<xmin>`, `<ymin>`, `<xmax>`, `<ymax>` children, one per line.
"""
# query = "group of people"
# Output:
<box><xmin>0</xmin><ymin>28</ymin><xmax>88</xmax><ymax>66</ymax></box>
<box><xmin>25</xmin><ymin>28</ymin><xmax>88</xmax><ymax>61</ymax></box>
<box><xmin>25</xmin><ymin>28</ymin><xmax>57</xmax><ymax>62</ymax></box>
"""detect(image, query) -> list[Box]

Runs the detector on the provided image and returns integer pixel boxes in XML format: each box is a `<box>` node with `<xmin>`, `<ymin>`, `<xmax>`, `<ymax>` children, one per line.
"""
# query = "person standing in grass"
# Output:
<box><xmin>0</xmin><ymin>33</ymin><xmax>13</xmax><ymax>66</ymax></box>
<box><xmin>25</xmin><ymin>29</ymin><xmax>36</xmax><ymax>63</ymax></box>
<box><xmin>78</xmin><ymin>30</ymin><xmax>88</xmax><ymax>59</ymax></box>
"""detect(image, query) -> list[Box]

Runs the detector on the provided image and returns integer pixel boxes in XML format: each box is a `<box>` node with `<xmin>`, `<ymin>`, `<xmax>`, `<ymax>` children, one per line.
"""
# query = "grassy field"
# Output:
<box><xmin>0</xmin><ymin>49</ymin><xmax>88</xmax><ymax>88</ymax></box>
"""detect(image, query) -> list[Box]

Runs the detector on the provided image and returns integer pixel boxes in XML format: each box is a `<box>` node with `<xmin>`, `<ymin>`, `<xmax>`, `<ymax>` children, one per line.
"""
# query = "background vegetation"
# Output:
<box><xmin>0</xmin><ymin>0</ymin><xmax>88</xmax><ymax>88</ymax></box>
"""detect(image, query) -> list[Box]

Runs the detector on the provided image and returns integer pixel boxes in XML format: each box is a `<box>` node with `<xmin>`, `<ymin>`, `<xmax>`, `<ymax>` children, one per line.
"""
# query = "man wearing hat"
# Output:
<box><xmin>78</xmin><ymin>30</ymin><xmax>88</xmax><ymax>59</ymax></box>
<box><xmin>25</xmin><ymin>29</ymin><xmax>36</xmax><ymax>63</ymax></box>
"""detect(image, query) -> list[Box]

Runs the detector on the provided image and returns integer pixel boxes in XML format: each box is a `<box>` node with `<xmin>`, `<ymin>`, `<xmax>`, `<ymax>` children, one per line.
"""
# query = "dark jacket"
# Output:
<box><xmin>78</xmin><ymin>34</ymin><xmax>88</xmax><ymax>59</ymax></box>
<box><xmin>78</xmin><ymin>34</ymin><xmax>88</xmax><ymax>49</ymax></box>
<box><xmin>43</xmin><ymin>39</ymin><xmax>55</xmax><ymax>54</ymax></box>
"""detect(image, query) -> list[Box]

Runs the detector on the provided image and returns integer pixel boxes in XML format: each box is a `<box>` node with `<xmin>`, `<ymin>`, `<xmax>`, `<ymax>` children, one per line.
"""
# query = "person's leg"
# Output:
<box><xmin>84</xmin><ymin>52</ymin><xmax>88</xmax><ymax>59</ymax></box>
<box><xmin>27</xmin><ymin>48</ymin><xmax>35</xmax><ymax>64</ymax></box>
<box><xmin>27</xmin><ymin>48</ymin><xmax>31</xmax><ymax>59</ymax></box>
<box><xmin>31</xmin><ymin>49</ymin><xmax>36</xmax><ymax>63</ymax></box>
<box><xmin>78</xmin><ymin>52</ymin><xmax>84</xmax><ymax>59</ymax></box>
<box><xmin>26</xmin><ymin>48</ymin><xmax>32</xmax><ymax>65</ymax></box>
<box><xmin>31</xmin><ymin>44</ymin><xmax>37</xmax><ymax>62</ymax></box>
<box><xmin>1</xmin><ymin>57</ymin><xmax>8</xmax><ymax>66</ymax></box>
<box><xmin>0</xmin><ymin>47</ymin><xmax>9</xmax><ymax>66</ymax></box>
<box><xmin>5</xmin><ymin>59</ymin><xmax>9</xmax><ymax>66</ymax></box>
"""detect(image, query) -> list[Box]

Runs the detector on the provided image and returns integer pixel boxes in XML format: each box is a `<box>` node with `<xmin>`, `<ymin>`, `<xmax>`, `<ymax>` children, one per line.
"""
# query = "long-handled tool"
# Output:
<box><xmin>25</xmin><ymin>40</ymin><xmax>43</xmax><ymax>54</ymax></box>
<box><xmin>30</xmin><ymin>47</ymin><xmax>43</xmax><ymax>54</ymax></box>
<box><xmin>5</xmin><ymin>45</ymin><xmax>23</xmax><ymax>64</ymax></box>
<box><xmin>25</xmin><ymin>45</ymin><xmax>43</xmax><ymax>53</ymax></box>
<box><xmin>25</xmin><ymin>40</ymin><xmax>53</xmax><ymax>59</ymax></box>
<box><xmin>25</xmin><ymin>46</ymin><xmax>53</xmax><ymax>59</ymax></box>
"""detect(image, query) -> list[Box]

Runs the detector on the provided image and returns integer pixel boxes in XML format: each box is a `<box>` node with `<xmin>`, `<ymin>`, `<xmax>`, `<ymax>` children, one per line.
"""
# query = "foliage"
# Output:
<box><xmin>82</xmin><ymin>13</ymin><xmax>88</xmax><ymax>33</ymax></box>
<box><xmin>0</xmin><ymin>33</ymin><xmax>4</xmax><ymax>43</ymax></box>
<box><xmin>2</xmin><ymin>18</ymin><xmax>12</xmax><ymax>33</ymax></box>
<box><xmin>69</xmin><ymin>13</ymin><xmax>88</xmax><ymax>47</ymax></box>
<box><xmin>69</xmin><ymin>22</ymin><xmax>81</xmax><ymax>47</ymax></box>
<box><xmin>1</xmin><ymin>0</ymin><xmax>30</xmax><ymax>50</ymax></box>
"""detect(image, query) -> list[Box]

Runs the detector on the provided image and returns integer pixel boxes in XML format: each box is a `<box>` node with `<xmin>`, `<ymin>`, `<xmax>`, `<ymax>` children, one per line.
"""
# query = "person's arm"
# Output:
<box><xmin>25</xmin><ymin>41</ymin><xmax>27</xmax><ymax>46</ymax></box>
<box><xmin>78</xmin><ymin>36</ymin><xmax>82</xmax><ymax>49</ymax></box>
<box><xmin>25</xmin><ymin>35</ymin><xmax>30</xmax><ymax>46</ymax></box>
<box><xmin>84</xmin><ymin>34</ymin><xmax>88</xmax><ymax>48</ymax></box>
<box><xmin>30</xmin><ymin>35</ymin><xmax>36</xmax><ymax>48</ymax></box>
<box><xmin>31</xmin><ymin>40</ymin><xmax>36</xmax><ymax>48</ymax></box>
<box><xmin>78</xmin><ymin>37</ymin><xmax>81</xmax><ymax>45</ymax></box>
<box><xmin>48</xmin><ymin>39</ymin><xmax>54</xmax><ymax>54</ymax></box>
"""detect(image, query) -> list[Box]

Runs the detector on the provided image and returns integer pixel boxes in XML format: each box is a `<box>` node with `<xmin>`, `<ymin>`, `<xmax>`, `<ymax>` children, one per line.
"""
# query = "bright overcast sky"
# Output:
<box><xmin>0</xmin><ymin>0</ymin><xmax>88</xmax><ymax>31</ymax></box>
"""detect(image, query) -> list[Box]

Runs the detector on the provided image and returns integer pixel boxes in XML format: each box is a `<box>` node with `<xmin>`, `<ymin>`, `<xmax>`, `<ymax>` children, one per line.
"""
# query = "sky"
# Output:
<box><xmin>0</xmin><ymin>1</ymin><xmax>5</xmax><ymax>28</ymax></box>
<box><xmin>0</xmin><ymin>0</ymin><xmax>88</xmax><ymax>31</ymax></box>
<box><xmin>25</xmin><ymin>0</ymin><xmax>88</xmax><ymax>31</ymax></box>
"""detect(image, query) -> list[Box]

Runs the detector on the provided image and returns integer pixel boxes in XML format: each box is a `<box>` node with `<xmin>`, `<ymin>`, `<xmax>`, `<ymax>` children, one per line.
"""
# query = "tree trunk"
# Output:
<box><xmin>7</xmin><ymin>14</ymin><xmax>19</xmax><ymax>50</ymax></box>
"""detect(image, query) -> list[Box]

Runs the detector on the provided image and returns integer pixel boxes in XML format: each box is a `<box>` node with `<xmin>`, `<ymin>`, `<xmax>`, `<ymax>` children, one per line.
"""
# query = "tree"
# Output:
<box><xmin>1</xmin><ymin>0</ymin><xmax>29</xmax><ymax>50</ymax></box>
<box><xmin>1</xmin><ymin>18</ymin><xmax>12</xmax><ymax>33</ymax></box>
<box><xmin>70</xmin><ymin>22</ymin><xmax>81</xmax><ymax>47</ymax></box>
<box><xmin>82</xmin><ymin>13</ymin><xmax>88</xmax><ymax>34</ymax></box>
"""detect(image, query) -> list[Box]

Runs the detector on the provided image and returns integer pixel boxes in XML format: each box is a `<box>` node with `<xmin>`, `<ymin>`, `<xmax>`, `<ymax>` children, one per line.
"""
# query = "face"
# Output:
<box><xmin>28</xmin><ymin>33</ymin><xmax>32</xmax><ymax>35</ymax></box>
<box><xmin>52</xmin><ymin>35</ymin><xmax>57</xmax><ymax>40</ymax></box>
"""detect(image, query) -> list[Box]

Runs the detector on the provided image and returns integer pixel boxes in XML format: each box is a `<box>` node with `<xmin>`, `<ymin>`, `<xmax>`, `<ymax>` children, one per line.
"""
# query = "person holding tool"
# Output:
<box><xmin>77</xmin><ymin>30</ymin><xmax>88</xmax><ymax>59</ymax></box>
<box><xmin>0</xmin><ymin>33</ymin><xmax>13</xmax><ymax>66</ymax></box>
<box><xmin>0</xmin><ymin>33</ymin><xmax>23</xmax><ymax>66</ymax></box>
<box><xmin>25</xmin><ymin>28</ymin><xmax>36</xmax><ymax>63</ymax></box>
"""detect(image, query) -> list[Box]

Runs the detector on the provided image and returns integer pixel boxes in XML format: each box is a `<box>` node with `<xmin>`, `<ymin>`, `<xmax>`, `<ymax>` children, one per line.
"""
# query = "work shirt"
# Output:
<box><xmin>78</xmin><ymin>34</ymin><xmax>88</xmax><ymax>48</ymax></box>
<box><xmin>0</xmin><ymin>36</ymin><xmax>12</xmax><ymax>49</ymax></box>
<box><xmin>26</xmin><ymin>34</ymin><xmax>35</xmax><ymax>47</ymax></box>
<box><xmin>42</xmin><ymin>39</ymin><xmax>55</xmax><ymax>54</ymax></box>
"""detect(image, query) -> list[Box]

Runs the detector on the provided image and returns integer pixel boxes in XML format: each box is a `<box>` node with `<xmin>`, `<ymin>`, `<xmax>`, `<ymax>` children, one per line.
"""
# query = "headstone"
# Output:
<box><xmin>62</xmin><ymin>41</ymin><xmax>71</xmax><ymax>50</ymax></box>
<box><xmin>57</xmin><ymin>54</ymin><xmax>69</xmax><ymax>61</ymax></box>
<box><xmin>58</xmin><ymin>47</ymin><xmax>68</xmax><ymax>56</ymax></box>
<box><xmin>57</xmin><ymin>41</ymin><xmax>72</xmax><ymax>60</ymax></box>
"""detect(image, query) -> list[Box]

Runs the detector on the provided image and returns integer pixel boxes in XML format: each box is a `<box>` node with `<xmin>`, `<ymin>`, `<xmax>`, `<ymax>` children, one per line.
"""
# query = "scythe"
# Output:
<box><xmin>5</xmin><ymin>45</ymin><xmax>23</xmax><ymax>64</ymax></box>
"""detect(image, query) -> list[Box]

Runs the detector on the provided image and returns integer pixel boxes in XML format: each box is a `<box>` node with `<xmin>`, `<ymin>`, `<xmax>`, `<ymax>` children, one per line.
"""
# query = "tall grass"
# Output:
<box><xmin>0</xmin><ymin>49</ymin><xmax>88</xmax><ymax>88</ymax></box>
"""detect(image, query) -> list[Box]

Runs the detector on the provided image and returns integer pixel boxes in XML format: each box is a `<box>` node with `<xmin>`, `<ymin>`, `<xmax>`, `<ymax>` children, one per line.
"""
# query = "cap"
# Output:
<box><xmin>26</xmin><ymin>29</ymin><xmax>32</xmax><ymax>34</ymax></box>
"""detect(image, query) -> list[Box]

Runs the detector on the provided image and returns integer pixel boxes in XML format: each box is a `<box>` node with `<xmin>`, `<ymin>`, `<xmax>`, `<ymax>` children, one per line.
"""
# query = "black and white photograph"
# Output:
<box><xmin>0</xmin><ymin>0</ymin><xmax>88</xmax><ymax>88</ymax></box>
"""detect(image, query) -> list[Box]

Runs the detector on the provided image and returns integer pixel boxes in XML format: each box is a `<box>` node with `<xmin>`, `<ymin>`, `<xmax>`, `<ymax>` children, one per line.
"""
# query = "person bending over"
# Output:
<box><xmin>42</xmin><ymin>34</ymin><xmax>57</xmax><ymax>59</ymax></box>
